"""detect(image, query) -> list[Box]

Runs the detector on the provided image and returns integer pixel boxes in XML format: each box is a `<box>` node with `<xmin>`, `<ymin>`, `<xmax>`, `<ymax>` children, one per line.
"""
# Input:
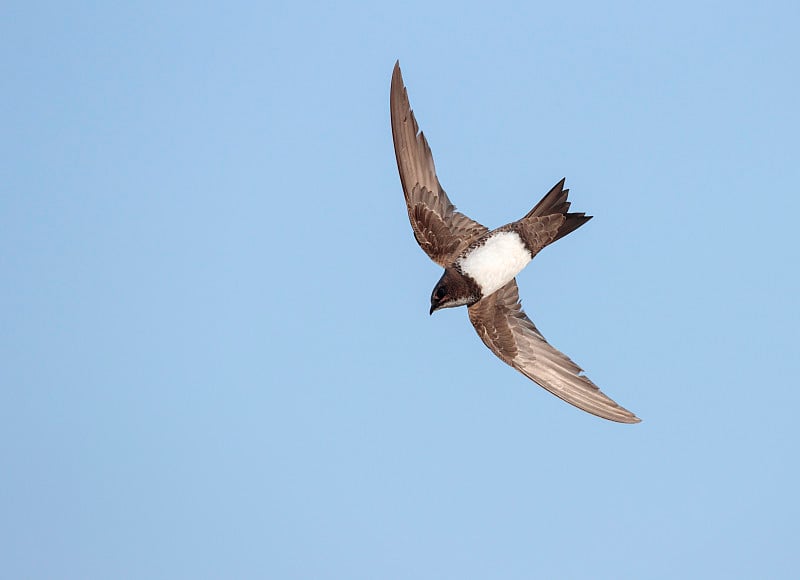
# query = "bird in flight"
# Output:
<box><xmin>390</xmin><ymin>61</ymin><xmax>640</xmax><ymax>423</ymax></box>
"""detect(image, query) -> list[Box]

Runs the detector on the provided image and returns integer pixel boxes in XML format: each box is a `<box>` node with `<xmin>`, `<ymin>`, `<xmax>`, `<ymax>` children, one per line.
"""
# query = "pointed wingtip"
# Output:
<box><xmin>598</xmin><ymin>409</ymin><xmax>641</xmax><ymax>424</ymax></box>
<box><xmin>391</xmin><ymin>61</ymin><xmax>404</xmax><ymax>92</ymax></box>
<box><xmin>615</xmin><ymin>409</ymin><xmax>642</xmax><ymax>424</ymax></box>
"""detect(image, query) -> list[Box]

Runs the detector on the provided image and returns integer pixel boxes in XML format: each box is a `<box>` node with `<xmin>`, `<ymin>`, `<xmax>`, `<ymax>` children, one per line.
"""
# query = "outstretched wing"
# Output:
<box><xmin>390</xmin><ymin>61</ymin><xmax>488</xmax><ymax>266</ymax></box>
<box><xmin>468</xmin><ymin>279</ymin><xmax>640</xmax><ymax>423</ymax></box>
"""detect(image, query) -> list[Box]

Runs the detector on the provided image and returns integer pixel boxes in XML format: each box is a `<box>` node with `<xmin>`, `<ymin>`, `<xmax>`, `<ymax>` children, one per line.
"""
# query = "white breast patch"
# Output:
<box><xmin>457</xmin><ymin>231</ymin><xmax>531</xmax><ymax>297</ymax></box>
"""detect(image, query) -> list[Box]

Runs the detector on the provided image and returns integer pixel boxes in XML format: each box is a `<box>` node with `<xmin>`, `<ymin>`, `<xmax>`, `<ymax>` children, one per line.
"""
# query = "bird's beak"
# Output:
<box><xmin>429</xmin><ymin>303</ymin><xmax>437</xmax><ymax>315</ymax></box>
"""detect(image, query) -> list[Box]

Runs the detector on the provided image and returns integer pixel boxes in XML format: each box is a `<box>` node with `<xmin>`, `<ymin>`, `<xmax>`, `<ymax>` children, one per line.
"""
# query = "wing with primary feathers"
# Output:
<box><xmin>468</xmin><ymin>279</ymin><xmax>640</xmax><ymax>423</ymax></box>
<box><xmin>390</xmin><ymin>62</ymin><xmax>488</xmax><ymax>266</ymax></box>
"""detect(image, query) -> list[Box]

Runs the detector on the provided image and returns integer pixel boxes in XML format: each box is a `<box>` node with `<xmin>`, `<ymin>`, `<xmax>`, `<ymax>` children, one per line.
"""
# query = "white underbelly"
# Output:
<box><xmin>457</xmin><ymin>231</ymin><xmax>531</xmax><ymax>297</ymax></box>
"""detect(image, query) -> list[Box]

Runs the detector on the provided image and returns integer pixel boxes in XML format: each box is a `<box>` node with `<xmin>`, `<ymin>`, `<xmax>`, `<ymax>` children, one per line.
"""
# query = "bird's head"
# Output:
<box><xmin>429</xmin><ymin>268</ymin><xmax>479</xmax><ymax>315</ymax></box>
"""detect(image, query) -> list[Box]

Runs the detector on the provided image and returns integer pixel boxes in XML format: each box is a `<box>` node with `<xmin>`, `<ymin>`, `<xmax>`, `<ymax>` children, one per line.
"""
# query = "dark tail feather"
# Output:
<box><xmin>524</xmin><ymin>178</ymin><xmax>570</xmax><ymax>218</ymax></box>
<box><xmin>525</xmin><ymin>178</ymin><xmax>592</xmax><ymax>242</ymax></box>
<box><xmin>554</xmin><ymin>213</ymin><xmax>592</xmax><ymax>242</ymax></box>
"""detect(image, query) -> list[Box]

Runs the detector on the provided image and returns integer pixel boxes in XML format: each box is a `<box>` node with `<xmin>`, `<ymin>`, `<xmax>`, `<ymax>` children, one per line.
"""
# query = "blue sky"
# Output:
<box><xmin>2</xmin><ymin>1</ymin><xmax>799</xmax><ymax>578</ymax></box>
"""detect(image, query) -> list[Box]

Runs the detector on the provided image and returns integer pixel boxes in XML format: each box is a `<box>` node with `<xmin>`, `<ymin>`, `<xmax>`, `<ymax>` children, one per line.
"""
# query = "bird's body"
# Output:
<box><xmin>458</xmin><ymin>230</ymin><xmax>532</xmax><ymax>298</ymax></box>
<box><xmin>390</xmin><ymin>61</ymin><xmax>640</xmax><ymax>424</ymax></box>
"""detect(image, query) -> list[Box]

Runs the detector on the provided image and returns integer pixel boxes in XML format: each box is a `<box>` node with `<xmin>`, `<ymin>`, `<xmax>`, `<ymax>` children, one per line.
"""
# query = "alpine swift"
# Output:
<box><xmin>390</xmin><ymin>62</ymin><xmax>640</xmax><ymax>424</ymax></box>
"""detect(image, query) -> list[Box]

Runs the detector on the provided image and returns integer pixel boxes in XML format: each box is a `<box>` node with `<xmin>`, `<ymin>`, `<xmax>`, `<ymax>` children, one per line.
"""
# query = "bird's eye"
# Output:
<box><xmin>435</xmin><ymin>287</ymin><xmax>446</xmax><ymax>300</ymax></box>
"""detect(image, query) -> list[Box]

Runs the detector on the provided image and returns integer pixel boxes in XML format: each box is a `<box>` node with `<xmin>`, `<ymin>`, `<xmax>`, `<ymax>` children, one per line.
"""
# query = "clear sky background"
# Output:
<box><xmin>2</xmin><ymin>1</ymin><xmax>799</xmax><ymax>578</ymax></box>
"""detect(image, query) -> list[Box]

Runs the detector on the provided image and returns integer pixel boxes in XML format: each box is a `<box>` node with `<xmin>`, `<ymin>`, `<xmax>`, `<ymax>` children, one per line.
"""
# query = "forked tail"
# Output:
<box><xmin>524</xmin><ymin>178</ymin><xmax>592</xmax><ymax>243</ymax></box>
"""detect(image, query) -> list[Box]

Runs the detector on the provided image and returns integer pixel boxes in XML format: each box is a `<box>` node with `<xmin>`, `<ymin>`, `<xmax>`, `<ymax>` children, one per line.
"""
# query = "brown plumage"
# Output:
<box><xmin>390</xmin><ymin>61</ymin><xmax>640</xmax><ymax>424</ymax></box>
